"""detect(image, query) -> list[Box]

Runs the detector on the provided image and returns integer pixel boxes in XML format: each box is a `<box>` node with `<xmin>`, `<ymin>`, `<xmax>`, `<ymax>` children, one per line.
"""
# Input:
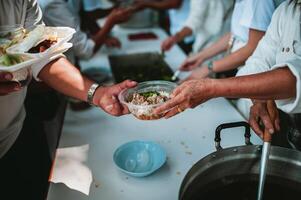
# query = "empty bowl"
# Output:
<box><xmin>113</xmin><ymin>140</ymin><xmax>167</xmax><ymax>177</ymax></box>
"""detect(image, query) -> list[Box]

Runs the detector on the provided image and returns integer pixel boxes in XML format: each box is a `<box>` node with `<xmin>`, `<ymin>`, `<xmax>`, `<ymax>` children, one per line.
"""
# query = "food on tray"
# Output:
<box><xmin>15</xmin><ymin>25</ymin><xmax>45</xmax><ymax>53</ymax></box>
<box><xmin>0</xmin><ymin>54</ymin><xmax>23</xmax><ymax>66</ymax></box>
<box><xmin>28</xmin><ymin>39</ymin><xmax>57</xmax><ymax>53</ymax></box>
<box><xmin>109</xmin><ymin>53</ymin><xmax>177</xmax><ymax>83</ymax></box>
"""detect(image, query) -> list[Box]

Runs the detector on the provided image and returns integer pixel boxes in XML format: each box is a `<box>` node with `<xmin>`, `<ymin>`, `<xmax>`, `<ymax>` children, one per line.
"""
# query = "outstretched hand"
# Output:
<box><xmin>93</xmin><ymin>80</ymin><xmax>137</xmax><ymax>116</ymax></box>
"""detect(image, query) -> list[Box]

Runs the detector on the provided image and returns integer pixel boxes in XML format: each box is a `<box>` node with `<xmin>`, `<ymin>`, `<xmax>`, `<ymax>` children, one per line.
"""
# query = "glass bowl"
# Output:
<box><xmin>118</xmin><ymin>80</ymin><xmax>177</xmax><ymax>120</ymax></box>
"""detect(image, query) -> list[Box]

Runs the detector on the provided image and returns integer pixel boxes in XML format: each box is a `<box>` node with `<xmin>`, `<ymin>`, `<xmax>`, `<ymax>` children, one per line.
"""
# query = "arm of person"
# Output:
<box><xmin>154</xmin><ymin>67</ymin><xmax>296</xmax><ymax>118</ymax></box>
<box><xmin>161</xmin><ymin>27</ymin><xmax>192</xmax><ymax>51</ymax></box>
<box><xmin>134</xmin><ymin>0</ymin><xmax>182</xmax><ymax>10</ymax></box>
<box><xmin>37</xmin><ymin>57</ymin><xmax>136</xmax><ymax>116</ymax></box>
<box><xmin>179</xmin><ymin>33</ymin><xmax>231</xmax><ymax>71</ymax></box>
<box><xmin>91</xmin><ymin>7</ymin><xmax>134</xmax><ymax>52</ymax></box>
<box><xmin>209</xmin><ymin>29</ymin><xmax>265</xmax><ymax>74</ymax></box>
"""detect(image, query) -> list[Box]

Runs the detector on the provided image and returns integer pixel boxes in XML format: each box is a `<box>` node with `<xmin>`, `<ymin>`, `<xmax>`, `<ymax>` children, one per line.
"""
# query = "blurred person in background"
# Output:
<box><xmin>179</xmin><ymin>0</ymin><xmax>285</xmax><ymax>80</ymax></box>
<box><xmin>161</xmin><ymin>0</ymin><xmax>234</xmax><ymax>57</ymax></box>
<box><xmin>154</xmin><ymin>0</ymin><xmax>301</xmax><ymax>149</ymax></box>
<box><xmin>39</xmin><ymin>0</ymin><xmax>134</xmax><ymax>64</ymax></box>
<box><xmin>177</xmin><ymin>0</ymin><xmax>285</xmax><ymax>118</ymax></box>
<box><xmin>134</xmin><ymin>0</ymin><xmax>194</xmax><ymax>54</ymax></box>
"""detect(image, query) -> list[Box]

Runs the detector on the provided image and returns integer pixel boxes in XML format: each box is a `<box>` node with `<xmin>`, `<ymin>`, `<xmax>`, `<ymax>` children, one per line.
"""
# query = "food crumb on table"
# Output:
<box><xmin>176</xmin><ymin>171</ymin><xmax>181</xmax><ymax>175</ymax></box>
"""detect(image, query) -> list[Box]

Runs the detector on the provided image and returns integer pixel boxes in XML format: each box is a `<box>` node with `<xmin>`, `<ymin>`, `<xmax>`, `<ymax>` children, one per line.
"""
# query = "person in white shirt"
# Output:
<box><xmin>0</xmin><ymin>0</ymin><xmax>136</xmax><ymax>199</ymax></box>
<box><xmin>39</xmin><ymin>0</ymin><xmax>134</xmax><ymax>63</ymax></box>
<box><xmin>179</xmin><ymin>0</ymin><xmax>284</xmax><ymax>79</ymax></box>
<box><xmin>133</xmin><ymin>0</ymin><xmax>194</xmax><ymax>53</ymax></box>
<box><xmin>161</xmin><ymin>0</ymin><xmax>234</xmax><ymax>54</ymax></box>
<box><xmin>153</xmin><ymin>1</ymin><xmax>301</xmax><ymax>140</ymax></box>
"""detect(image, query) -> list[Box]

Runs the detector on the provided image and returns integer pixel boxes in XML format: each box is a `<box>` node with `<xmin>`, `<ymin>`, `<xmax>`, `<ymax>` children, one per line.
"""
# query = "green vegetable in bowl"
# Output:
<box><xmin>139</xmin><ymin>91</ymin><xmax>160</xmax><ymax>98</ymax></box>
<box><xmin>0</xmin><ymin>54</ymin><xmax>23</xmax><ymax>66</ymax></box>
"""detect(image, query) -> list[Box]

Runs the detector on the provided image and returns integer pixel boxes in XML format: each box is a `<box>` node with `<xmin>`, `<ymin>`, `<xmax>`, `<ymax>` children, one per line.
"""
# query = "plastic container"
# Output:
<box><xmin>113</xmin><ymin>140</ymin><xmax>166</xmax><ymax>177</ymax></box>
<box><xmin>118</xmin><ymin>80</ymin><xmax>177</xmax><ymax>120</ymax></box>
<box><xmin>6</xmin><ymin>25</ymin><xmax>75</xmax><ymax>58</ymax></box>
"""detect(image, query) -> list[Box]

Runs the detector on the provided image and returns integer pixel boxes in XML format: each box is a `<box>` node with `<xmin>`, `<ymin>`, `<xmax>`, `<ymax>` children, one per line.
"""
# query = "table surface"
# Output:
<box><xmin>47</xmin><ymin>27</ymin><xmax>262</xmax><ymax>200</ymax></box>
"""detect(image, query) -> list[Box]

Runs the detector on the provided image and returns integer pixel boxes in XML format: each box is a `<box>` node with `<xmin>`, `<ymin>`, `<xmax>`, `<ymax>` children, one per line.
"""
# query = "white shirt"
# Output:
<box><xmin>237</xmin><ymin>1</ymin><xmax>301</xmax><ymax>114</ymax></box>
<box><xmin>168</xmin><ymin>0</ymin><xmax>190</xmax><ymax>36</ymax></box>
<box><xmin>39</xmin><ymin>0</ymin><xmax>96</xmax><ymax>63</ymax></box>
<box><xmin>184</xmin><ymin>0</ymin><xmax>234</xmax><ymax>52</ymax></box>
<box><xmin>0</xmin><ymin>0</ymin><xmax>43</xmax><ymax>158</ymax></box>
<box><xmin>231</xmin><ymin>0</ymin><xmax>284</xmax><ymax>43</ymax></box>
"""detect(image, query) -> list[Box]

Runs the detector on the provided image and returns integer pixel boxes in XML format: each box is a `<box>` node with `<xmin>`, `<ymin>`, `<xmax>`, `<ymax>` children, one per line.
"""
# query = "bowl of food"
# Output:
<box><xmin>113</xmin><ymin>140</ymin><xmax>166</xmax><ymax>177</ymax></box>
<box><xmin>0</xmin><ymin>25</ymin><xmax>35</xmax><ymax>87</ymax></box>
<box><xmin>119</xmin><ymin>80</ymin><xmax>177</xmax><ymax>120</ymax></box>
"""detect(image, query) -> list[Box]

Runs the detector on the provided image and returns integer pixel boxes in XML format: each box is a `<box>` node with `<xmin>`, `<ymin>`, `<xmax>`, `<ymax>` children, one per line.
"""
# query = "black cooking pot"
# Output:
<box><xmin>179</xmin><ymin>122</ymin><xmax>301</xmax><ymax>200</ymax></box>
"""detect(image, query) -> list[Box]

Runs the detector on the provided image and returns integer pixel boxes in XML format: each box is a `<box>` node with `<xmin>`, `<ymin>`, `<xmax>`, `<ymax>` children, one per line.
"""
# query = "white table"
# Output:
<box><xmin>47</xmin><ymin>27</ymin><xmax>262</xmax><ymax>200</ymax></box>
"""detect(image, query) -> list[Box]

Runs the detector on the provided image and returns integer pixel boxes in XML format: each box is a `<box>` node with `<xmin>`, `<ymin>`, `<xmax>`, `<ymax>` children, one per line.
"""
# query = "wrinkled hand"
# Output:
<box><xmin>184</xmin><ymin>66</ymin><xmax>210</xmax><ymax>82</ymax></box>
<box><xmin>153</xmin><ymin>79</ymin><xmax>214</xmax><ymax>119</ymax></box>
<box><xmin>249</xmin><ymin>100</ymin><xmax>280</xmax><ymax>139</ymax></box>
<box><xmin>179</xmin><ymin>54</ymin><xmax>204</xmax><ymax>71</ymax></box>
<box><xmin>107</xmin><ymin>8</ymin><xmax>133</xmax><ymax>25</ymax></box>
<box><xmin>93</xmin><ymin>80</ymin><xmax>137</xmax><ymax>116</ymax></box>
<box><xmin>104</xmin><ymin>36</ymin><xmax>121</xmax><ymax>48</ymax></box>
<box><xmin>161</xmin><ymin>36</ymin><xmax>177</xmax><ymax>52</ymax></box>
<box><xmin>0</xmin><ymin>72</ymin><xmax>21</xmax><ymax>96</ymax></box>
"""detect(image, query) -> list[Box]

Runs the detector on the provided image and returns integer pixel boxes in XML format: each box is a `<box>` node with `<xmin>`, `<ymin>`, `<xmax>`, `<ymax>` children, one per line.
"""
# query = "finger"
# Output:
<box><xmin>0</xmin><ymin>82</ymin><xmax>21</xmax><ymax>95</ymax></box>
<box><xmin>164</xmin><ymin>107</ymin><xmax>181</xmax><ymax>119</ymax></box>
<box><xmin>261</xmin><ymin>114</ymin><xmax>275</xmax><ymax>134</ymax></box>
<box><xmin>170</xmin><ymin>85</ymin><xmax>184</xmax><ymax>98</ymax></box>
<box><xmin>153</xmin><ymin>95</ymin><xmax>184</xmax><ymax>115</ymax></box>
<box><xmin>249</xmin><ymin>116</ymin><xmax>264</xmax><ymax>138</ymax></box>
<box><xmin>275</xmin><ymin>118</ymin><xmax>281</xmax><ymax>132</ymax></box>
<box><xmin>0</xmin><ymin>72</ymin><xmax>13</xmax><ymax>82</ymax></box>
<box><xmin>118</xmin><ymin>80</ymin><xmax>137</xmax><ymax>91</ymax></box>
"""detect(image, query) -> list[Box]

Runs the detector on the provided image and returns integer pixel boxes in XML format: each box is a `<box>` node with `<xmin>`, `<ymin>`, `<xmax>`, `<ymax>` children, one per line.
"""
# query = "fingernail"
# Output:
<box><xmin>5</xmin><ymin>73</ymin><xmax>12</xmax><ymax>80</ymax></box>
<box><xmin>269</xmin><ymin>129</ymin><xmax>274</xmax><ymax>134</ymax></box>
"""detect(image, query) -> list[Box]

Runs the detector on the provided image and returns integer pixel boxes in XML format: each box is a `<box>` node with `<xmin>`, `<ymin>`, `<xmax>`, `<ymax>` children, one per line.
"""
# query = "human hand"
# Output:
<box><xmin>161</xmin><ymin>36</ymin><xmax>177</xmax><ymax>52</ymax></box>
<box><xmin>104</xmin><ymin>36</ymin><xmax>121</xmax><ymax>48</ymax></box>
<box><xmin>249</xmin><ymin>100</ymin><xmax>280</xmax><ymax>139</ymax></box>
<box><xmin>153</xmin><ymin>79</ymin><xmax>214</xmax><ymax>118</ymax></box>
<box><xmin>0</xmin><ymin>72</ymin><xmax>21</xmax><ymax>96</ymax></box>
<box><xmin>179</xmin><ymin>54</ymin><xmax>204</xmax><ymax>71</ymax></box>
<box><xmin>93</xmin><ymin>80</ymin><xmax>137</xmax><ymax>116</ymax></box>
<box><xmin>184</xmin><ymin>66</ymin><xmax>210</xmax><ymax>81</ymax></box>
<box><xmin>107</xmin><ymin>7</ymin><xmax>133</xmax><ymax>25</ymax></box>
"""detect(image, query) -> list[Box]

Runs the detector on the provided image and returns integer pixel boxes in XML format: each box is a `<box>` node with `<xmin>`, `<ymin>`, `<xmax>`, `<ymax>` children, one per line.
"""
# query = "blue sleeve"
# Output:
<box><xmin>240</xmin><ymin>0</ymin><xmax>278</xmax><ymax>32</ymax></box>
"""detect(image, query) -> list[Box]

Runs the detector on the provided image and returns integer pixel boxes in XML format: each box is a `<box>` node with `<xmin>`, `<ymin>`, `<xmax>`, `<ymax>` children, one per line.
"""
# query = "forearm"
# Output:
<box><xmin>211</xmin><ymin>68</ymin><xmax>296</xmax><ymax>100</ymax></box>
<box><xmin>173</xmin><ymin>27</ymin><xmax>192</xmax><ymax>42</ymax></box>
<box><xmin>198</xmin><ymin>33</ymin><xmax>231</xmax><ymax>61</ymax></box>
<box><xmin>91</xmin><ymin>20</ymin><xmax>114</xmax><ymax>51</ymax></box>
<box><xmin>212</xmin><ymin>45</ymin><xmax>253</xmax><ymax>73</ymax></box>
<box><xmin>38</xmin><ymin>57</ymin><xmax>93</xmax><ymax>102</ymax></box>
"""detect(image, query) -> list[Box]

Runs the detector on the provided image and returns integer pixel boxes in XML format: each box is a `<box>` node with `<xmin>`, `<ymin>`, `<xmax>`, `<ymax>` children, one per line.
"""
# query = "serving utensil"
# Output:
<box><xmin>171</xmin><ymin>70</ymin><xmax>180</xmax><ymax>81</ymax></box>
<box><xmin>257</xmin><ymin>101</ymin><xmax>277</xmax><ymax>200</ymax></box>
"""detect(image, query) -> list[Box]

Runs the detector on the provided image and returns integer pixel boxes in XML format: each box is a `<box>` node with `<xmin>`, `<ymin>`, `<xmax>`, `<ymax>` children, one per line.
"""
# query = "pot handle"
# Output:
<box><xmin>214</xmin><ymin>121</ymin><xmax>252</xmax><ymax>151</ymax></box>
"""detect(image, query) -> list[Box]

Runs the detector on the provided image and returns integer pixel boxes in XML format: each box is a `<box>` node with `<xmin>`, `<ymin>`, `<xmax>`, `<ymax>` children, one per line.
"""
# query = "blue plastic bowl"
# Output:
<box><xmin>113</xmin><ymin>141</ymin><xmax>167</xmax><ymax>177</ymax></box>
